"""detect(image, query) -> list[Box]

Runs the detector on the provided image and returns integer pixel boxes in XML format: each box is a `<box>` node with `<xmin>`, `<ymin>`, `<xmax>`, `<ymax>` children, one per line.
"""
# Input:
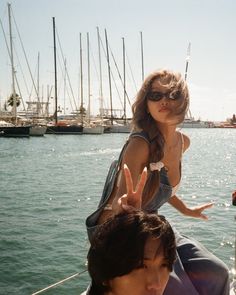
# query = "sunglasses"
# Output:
<box><xmin>147</xmin><ymin>91</ymin><xmax>181</xmax><ymax>102</ymax></box>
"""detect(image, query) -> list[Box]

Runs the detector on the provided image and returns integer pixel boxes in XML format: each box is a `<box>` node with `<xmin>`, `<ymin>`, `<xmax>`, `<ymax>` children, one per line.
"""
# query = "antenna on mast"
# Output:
<box><xmin>184</xmin><ymin>42</ymin><xmax>193</xmax><ymax>119</ymax></box>
<box><xmin>184</xmin><ymin>42</ymin><xmax>191</xmax><ymax>81</ymax></box>
<box><xmin>140</xmin><ymin>31</ymin><xmax>144</xmax><ymax>82</ymax></box>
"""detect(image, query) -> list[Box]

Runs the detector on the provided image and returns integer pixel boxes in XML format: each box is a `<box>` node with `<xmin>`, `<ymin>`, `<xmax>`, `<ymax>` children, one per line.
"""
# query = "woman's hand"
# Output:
<box><xmin>169</xmin><ymin>195</ymin><xmax>214</xmax><ymax>220</ymax></box>
<box><xmin>113</xmin><ymin>164</ymin><xmax>147</xmax><ymax>214</ymax></box>
<box><xmin>187</xmin><ymin>202</ymin><xmax>214</xmax><ymax>220</ymax></box>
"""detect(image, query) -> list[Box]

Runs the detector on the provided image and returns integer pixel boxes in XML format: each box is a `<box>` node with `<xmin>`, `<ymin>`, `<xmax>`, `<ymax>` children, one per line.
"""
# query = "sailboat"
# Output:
<box><xmin>101</xmin><ymin>30</ymin><xmax>131</xmax><ymax>134</ymax></box>
<box><xmin>0</xmin><ymin>3</ymin><xmax>30</xmax><ymax>137</ymax></box>
<box><xmin>80</xmin><ymin>32</ymin><xmax>104</xmax><ymax>135</ymax></box>
<box><xmin>110</xmin><ymin>37</ymin><xmax>131</xmax><ymax>133</ymax></box>
<box><xmin>46</xmin><ymin>17</ymin><xmax>83</xmax><ymax>135</ymax></box>
<box><xmin>26</xmin><ymin>53</ymin><xmax>47</xmax><ymax>136</ymax></box>
<box><xmin>0</xmin><ymin>120</ymin><xmax>30</xmax><ymax>137</ymax></box>
<box><xmin>29</xmin><ymin>124</ymin><xmax>47</xmax><ymax>136</ymax></box>
<box><xmin>105</xmin><ymin>33</ymin><xmax>142</xmax><ymax>134</ymax></box>
<box><xmin>179</xmin><ymin>43</ymin><xmax>212</xmax><ymax>129</ymax></box>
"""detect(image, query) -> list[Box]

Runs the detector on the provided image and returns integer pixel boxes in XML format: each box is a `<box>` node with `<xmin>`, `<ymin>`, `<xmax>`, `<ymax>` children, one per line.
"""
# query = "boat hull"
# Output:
<box><xmin>0</xmin><ymin>126</ymin><xmax>30</xmax><ymax>137</ymax></box>
<box><xmin>30</xmin><ymin>126</ymin><xmax>47</xmax><ymax>136</ymax></box>
<box><xmin>46</xmin><ymin>125</ymin><xmax>83</xmax><ymax>134</ymax></box>
<box><xmin>179</xmin><ymin>121</ymin><xmax>212</xmax><ymax>128</ymax></box>
<box><xmin>104</xmin><ymin>124</ymin><xmax>131</xmax><ymax>133</ymax></box>
<box><xmin>83</xmin><ymin>125</ymin><xmax>104</xmax><ymax>134</ymax></box>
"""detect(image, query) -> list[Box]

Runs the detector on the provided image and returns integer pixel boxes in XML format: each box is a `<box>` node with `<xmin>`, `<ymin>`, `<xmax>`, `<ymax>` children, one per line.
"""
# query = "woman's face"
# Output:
<box><xmin>107</xmin><ymin>238</ymin><xmax>170</xmax><ymax>295</ymax></box>
<box><xmin>146</xmin><ymin>79</ymin><xmax>180</xmax><ymax>125</ymax></box>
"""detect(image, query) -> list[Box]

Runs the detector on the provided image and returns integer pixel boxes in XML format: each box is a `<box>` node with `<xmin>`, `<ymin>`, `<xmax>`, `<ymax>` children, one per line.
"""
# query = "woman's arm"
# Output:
<box><xmin>115</xmin><ymin>137</ymin><xmax>149</xmax><ymax>200</ymax></box>
<box><xmin>168</xmin><ymin>195</ymin><xmax>213</xmax><ymax>220</ymax></box>
<box><xmin>98</xmin><ymin>137</ymin><xmax>149</xmax><ymax>224</ymax></box>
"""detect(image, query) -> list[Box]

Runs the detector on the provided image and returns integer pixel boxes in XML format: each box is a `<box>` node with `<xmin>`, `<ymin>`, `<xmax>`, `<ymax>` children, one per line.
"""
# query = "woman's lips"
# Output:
<box><xmin>159</xmin><ymin>107</ymin><xmax>169</xmax><ymax>112</ymax></box>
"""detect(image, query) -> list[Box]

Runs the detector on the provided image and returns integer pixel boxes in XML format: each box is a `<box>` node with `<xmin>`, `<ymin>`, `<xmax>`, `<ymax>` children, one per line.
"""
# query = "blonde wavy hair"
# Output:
<box><xmin>131</xmin><ymin>69</ymin><xmax>189</xmax><ymax>206</ymax></box>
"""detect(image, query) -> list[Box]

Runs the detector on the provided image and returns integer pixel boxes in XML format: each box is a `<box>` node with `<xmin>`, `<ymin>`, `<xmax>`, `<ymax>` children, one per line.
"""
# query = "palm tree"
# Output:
<box><xmin>7</xmin><ymin>93</ymin><xmax>21</xmax><ymax>107</ymax></box>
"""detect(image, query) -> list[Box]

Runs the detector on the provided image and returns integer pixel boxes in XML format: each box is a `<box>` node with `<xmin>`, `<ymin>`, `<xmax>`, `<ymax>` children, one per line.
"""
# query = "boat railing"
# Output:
<box><xmin>31</xmin><ymin>269</ymin><xmax>87</xmax><ymax>295</ymax></box>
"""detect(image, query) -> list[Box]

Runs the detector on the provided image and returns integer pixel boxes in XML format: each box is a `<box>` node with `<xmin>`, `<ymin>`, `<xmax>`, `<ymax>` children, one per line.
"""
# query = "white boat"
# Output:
<box><xmin>29</xmin><ymin>125</ymin><xmax>47</xmax><ymax>136</ymax></box>
<box><xmin>109</xmin><ymin>124</ymin><xmax>131</xmax><ymax>133</ymax></box>
<box><xmin>179</xmin><ymin>118</ymin><xmax>213</xmax><ymax>128</ymax></box>
<box><xmin>83</xmin><ymin>124</ymin><xmax>104</xmax><ymax>134</ymax></box>
<box><xmin>104</xmin><ymin>121</ymin><xmax>131</xmax><ymax>133</ymax></box>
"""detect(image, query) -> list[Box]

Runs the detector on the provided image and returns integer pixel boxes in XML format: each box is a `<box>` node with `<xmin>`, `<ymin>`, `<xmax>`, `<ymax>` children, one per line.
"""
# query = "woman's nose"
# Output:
<box><xmin>146</xmin><ymin>271</ymin><xmax>162</xmax><ymax>291</ymax></box>
<box><xmin>160</xmin><ymin>97</ymin><xmax>169</xmax><ymax>105</ymax></box>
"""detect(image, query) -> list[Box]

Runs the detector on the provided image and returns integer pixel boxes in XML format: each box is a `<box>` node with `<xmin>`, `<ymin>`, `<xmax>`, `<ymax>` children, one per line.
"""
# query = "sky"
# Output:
<box><xmin>0</xmin><ymin>0</ymin><xmax>236</xmax><ymax>121</ymax></box>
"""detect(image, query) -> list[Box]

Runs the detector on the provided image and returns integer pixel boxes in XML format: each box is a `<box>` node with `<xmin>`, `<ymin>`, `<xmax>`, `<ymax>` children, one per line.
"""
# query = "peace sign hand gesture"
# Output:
<box><xmin>115</xmin><ymin>164</ymin><xmax>147</xmax><ymax>214</ymax></box>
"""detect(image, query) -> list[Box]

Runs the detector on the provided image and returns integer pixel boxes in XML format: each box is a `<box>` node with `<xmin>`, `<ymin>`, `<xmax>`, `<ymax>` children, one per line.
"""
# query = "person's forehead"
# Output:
<box><xmin>151</xmin><ymin>80</ymin><xmax>168</xmax><ymax>91</ymax></box>
<box><xmin>144</xmin><ymin>237</ymin><xmax>163</xmax><ymax>260</ymax></box>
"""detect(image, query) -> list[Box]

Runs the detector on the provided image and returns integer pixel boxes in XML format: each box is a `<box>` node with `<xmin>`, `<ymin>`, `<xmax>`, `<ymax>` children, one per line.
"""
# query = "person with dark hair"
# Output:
<box><xmin>86</xmin><ymin>69</ymin><xmax>230</xmax><ymax>294</ymax></box>
<box><xmin>86</xmin><ymin>212</ymin><xmax>176</xmax><ymax>295</ymax></box>
<box><xmin>82</xmin><ymin>165</ymin><xmax>176</xmax><ymax>295</ymax></box>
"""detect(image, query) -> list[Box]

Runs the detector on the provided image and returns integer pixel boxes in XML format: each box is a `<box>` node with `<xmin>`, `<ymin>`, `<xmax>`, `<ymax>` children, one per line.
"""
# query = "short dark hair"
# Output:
<box><xmin>87</xmin><ymin>211</ymin><xmax>176</xmax><ymax>294</ymax></box>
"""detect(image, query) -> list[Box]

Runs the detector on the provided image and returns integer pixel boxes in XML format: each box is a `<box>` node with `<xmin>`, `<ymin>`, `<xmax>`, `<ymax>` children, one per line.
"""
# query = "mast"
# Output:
<box><xmin>184</xmin><ymin>42</ymin><xmax>192</xmax><ymax>119</ymax></box>
<box><xmin>184</xmin><ymin>42</ymin><xmax>191</xmax><ymax>81</ymax></box>
<box><xmin>140</xmin><ymin>31</ymin><xmax>144</xmax><ymax>82</ymax></box>
<box><xmin>87</xmin><ymin>32</ymin><xmax>91</xmax><ymax>123</ymax></box>
<box><xmin>52</xmin><ymin>17</ymin><xmax>58</xmax><ymax>124</ymax></box>
<box><xmin>8</xmin><ymin>3</ymin><xmax>17</xmax><ymax>123</ymax></box>
<box><xmin>37</xmin><ymin>52</ymin><xmax>40</xmax><ymax>115</ymax></box>
<box><xmin>79</xmin><ymin>32</ymin><xmax>84</xmax><ymax>126</ymax></box>
<box><xmin>63</xmin><ymin>58</ymin><xmax>67</xmax><ymax>115</ymax></box>
<box><xmin>96</xmin><ymin>27</ymin><xmax>104</xmax><ymax>121</ymax></box>
<box><xmin>104</xmin><ymin>29</ymin><xmax>113</xmax><ymax>125</ymax></box>
<box><xmin>122</xmin><ymin>37</ymin><xmax>126</xmax><ymax>124</ymax></box>
<box><xmin>46</xmin><ymin>85</ymin><xmax>53</xmax><ymax>118</ymax></box>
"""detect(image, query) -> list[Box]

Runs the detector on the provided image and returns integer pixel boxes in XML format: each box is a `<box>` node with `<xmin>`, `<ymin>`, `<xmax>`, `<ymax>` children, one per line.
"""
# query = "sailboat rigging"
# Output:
<box><xmin>82</xmin><ymin>32</ymin><xmax>104</xmax><ymax>134</ymax></box>
<box><xmin>45</xmin><ymin>17</ymin><xmax>83</xmax><ymax>134</ymax></box>
<box><xmin>104</xmin><ymin>29</ymin><xmax>113</xmax><ymax>125</ymax></box>
<box><xmin>0</xmin><ymin>3</ymin><xmax>30</xmax><ymax>137</ymax></box>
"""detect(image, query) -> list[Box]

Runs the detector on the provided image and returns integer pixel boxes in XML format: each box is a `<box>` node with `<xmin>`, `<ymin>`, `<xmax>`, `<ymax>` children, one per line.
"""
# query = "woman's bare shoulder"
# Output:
<box><xmin>124</xmin><ymin>137</ymin><xmax>150</xmax><ymax>164</ymax></box>
<box><xmin>128</xmin><ymin>136</ymin><xmax>150</xmax><ymax>151</ymax></box>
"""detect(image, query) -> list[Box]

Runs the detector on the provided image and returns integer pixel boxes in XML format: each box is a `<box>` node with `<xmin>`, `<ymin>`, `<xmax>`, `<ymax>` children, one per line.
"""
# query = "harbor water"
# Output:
<box><xmin>0</xmin><ymin>129</ymin><xmax>235</xmax><ymax>295</ymax></box>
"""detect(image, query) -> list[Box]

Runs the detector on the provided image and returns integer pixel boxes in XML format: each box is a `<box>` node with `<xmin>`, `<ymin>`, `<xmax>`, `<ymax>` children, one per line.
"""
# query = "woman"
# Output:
<box><xmin>86</xmin><ymin>211</ymin><xmax>176</xmax><ymax>295</ymax></box>
<box><xmin>86</xmin><ymin>69</ymin><xmax>229</xmax><ymax>294</ymax></box>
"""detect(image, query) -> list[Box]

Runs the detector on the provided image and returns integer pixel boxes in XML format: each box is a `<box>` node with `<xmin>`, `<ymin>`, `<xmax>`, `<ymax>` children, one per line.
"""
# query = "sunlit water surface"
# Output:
<box><xmin>0</xmin><ymin>129</ymin><xmax>235</xmax><ymax>294</ymax></box>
